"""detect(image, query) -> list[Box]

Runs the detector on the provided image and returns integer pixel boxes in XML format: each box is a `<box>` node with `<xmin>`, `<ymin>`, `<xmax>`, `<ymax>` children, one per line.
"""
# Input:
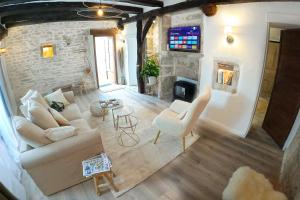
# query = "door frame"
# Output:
<box><xmin>90</xmin><ymin>28</ymin><xmax>119</xmax><ymax>88</ymax></box>
<box><xmin>247</xmin><ymin>15</ymin><xmax>300</xmax><ymax>149</ymax></box>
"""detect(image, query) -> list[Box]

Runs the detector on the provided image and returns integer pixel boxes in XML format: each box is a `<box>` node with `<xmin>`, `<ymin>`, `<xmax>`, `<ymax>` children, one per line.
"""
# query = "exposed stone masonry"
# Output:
<box><xmin>147</xmin><ymin>9</ymin><xmax>203</xmax><ymax>101</ymax></box>
<box><xmin>3</xmin><ymin>21</ymin><xmax>116</xmax><ymax>101</ymax></box>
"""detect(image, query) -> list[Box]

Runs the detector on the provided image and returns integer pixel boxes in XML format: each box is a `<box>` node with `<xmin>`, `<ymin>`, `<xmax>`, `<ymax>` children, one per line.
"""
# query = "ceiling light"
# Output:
<box><xmin>97</xmin><ymin>9</ymin><xmax>104</xmax><ymax>16</ymax></box>
<box><xmin>77</xmin><ymin>1</ymin><xmax>124</xmax><ymax>19</ymax></box>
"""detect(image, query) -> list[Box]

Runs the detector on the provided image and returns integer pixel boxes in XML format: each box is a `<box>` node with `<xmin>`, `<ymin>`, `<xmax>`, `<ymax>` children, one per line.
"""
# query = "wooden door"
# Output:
<box><xmin>262</xmin><ymin>29</ymin><xmax>300</xmax><ymax>148</ymax></box>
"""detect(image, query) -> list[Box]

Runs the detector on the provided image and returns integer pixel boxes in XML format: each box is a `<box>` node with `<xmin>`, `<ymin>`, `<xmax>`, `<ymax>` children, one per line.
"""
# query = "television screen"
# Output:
<box><xmin>168</xmin><ymin>26</ymin><xmax>201</xmax><ymax>52</ymax></box>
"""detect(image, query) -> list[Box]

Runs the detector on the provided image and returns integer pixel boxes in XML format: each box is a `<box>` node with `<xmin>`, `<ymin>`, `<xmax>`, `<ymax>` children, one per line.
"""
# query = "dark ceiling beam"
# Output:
<box><xmin>114</xmin><ymin>0</ymin><xmax>163</xmax><ymax>7</ymax></box>
<box><xmin>0</xmin><ymin>2</ymin><xmax>143</xmax><ymax>17</ymax></box>
<box><xmin>0</xmin><ymin>0</ymin><xmax>163</xmax><ymax>8</ymax></box>
<box><xmin>2</xmin><ymin>12</ymin><xmax>124</xmax><ymax>28</ymax></box>
<box><xmin>121</xmin><ymin>0</ymin><xmax>300</xmax><ymax>24</ymax></box>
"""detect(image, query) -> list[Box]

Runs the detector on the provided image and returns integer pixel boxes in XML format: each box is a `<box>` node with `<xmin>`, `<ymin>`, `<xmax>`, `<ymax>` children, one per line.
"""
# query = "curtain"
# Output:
<box><xmin>0</xmin><ymin>140</ymin><xmax>26</xmax><ymax>200</ymax></box>
<box><xmin>0</xmin><ymin>61</ymin><xmax>19</xmax><ymax>159</ymax></box>
<box><xmin>0</xmin><ymin>58</ymin><xmax>26</xmax><ymax>199</ymax></box>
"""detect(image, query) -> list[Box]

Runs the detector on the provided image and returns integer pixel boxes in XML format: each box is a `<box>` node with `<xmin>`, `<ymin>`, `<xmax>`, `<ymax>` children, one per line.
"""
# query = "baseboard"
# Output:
<box><xmin>198</xmin><ymin>117</ymin><xmax>244</xmax><ymax>138</ymax></box>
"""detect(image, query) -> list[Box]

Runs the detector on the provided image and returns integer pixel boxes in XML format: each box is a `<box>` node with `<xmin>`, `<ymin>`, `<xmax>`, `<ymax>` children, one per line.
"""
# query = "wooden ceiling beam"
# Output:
<box><xmin>0</xmin><ymin>0</ymin><xmax>163</xmax><ymax>8</ymax></box>
<box><xmin>3</xmin><ymin>12</ymin><xmax>124</xmax><ymax>28</ymax></box>
<box><xmin>0</xmin><ymin>2</ymin><xmax>143</xmax><ymax>17</ymax></box>
<box><xmin>114</xmin><ymin>0</ymin><xmax>163</xmax><ymax>7</ymax></box>
<box><xmin>120</xmin><ymin>0</ymin><xmax>300</xmax><ymax>24</ymax></box>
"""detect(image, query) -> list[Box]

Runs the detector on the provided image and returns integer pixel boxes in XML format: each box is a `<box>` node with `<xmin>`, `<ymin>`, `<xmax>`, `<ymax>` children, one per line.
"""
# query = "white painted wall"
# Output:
<box><xmin>123</xmin><ymin>22</ymin><xmax>138</xmax><ymax>86</ymax></box>
<box><xmin>199</xmin><ymin>2</ymin><xmax>300</xmax><ymax>137</ymax></box>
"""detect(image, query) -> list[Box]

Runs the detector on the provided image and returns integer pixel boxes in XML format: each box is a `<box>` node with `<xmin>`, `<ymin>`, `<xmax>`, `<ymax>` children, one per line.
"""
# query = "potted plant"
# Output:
<box><xmin>141</xmin><ymin>57</ymin><xmax>160</xmax><ymax>85</ymax></box>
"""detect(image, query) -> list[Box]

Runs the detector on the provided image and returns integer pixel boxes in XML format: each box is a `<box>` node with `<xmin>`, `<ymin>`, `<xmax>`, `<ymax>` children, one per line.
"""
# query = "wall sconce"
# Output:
<box><xmin>0</xmin><ymin>47</ymin><xmax>6</xmax><ymax>55</ymax></box>
<box><xmin>41</xmin><ymin>43</ymin><xmax>55</xmax><ymax>58</ymax></box>
<box><xmin>224</xmin><ymin>26</ymin><xmax>234</xmax><ymax>44</ymax></box>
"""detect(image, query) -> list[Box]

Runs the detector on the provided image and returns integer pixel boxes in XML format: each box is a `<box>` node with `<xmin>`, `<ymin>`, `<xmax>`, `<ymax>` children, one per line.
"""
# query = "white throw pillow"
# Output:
<box><xmin>19</xmin><ymin>104</ymin><xmax>30</xmax><ymax>120</ymax></box>
<box><xmin>28</xmin><ymin>100</ymin><xmax>59</xmax><ymax>129</ymax></box>
<box><xmin>13</xmin><ymin>116</ymin><xmax>52</xmax><ymax>148</ymax></box>
<box><xmin>30</xmin><ymin>91</ymin><xmax>49</xmax><ymax>108</ymax></box>
<box><xmin>20</xmin><ymin>89</ymin><xmax>35</xmax><ymax>105</ymax></box>
<box><xmin>48</xmin><ymin>108</ymin><xmax>71</xmax><ymax>126</ymax></box>
<box><xmin>45</xmin><ymin>126</ymin><xmax>77</xmax><ymax>141</ymax></box>
<box><xmin>44</xmin><ymin>89</ymin><xmax>70</xmax><ymax>106</ymax></box>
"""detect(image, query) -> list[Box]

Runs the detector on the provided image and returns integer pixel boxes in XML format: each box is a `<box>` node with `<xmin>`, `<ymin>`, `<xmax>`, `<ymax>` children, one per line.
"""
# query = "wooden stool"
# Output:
<box><xmin>92</xmin><ymin>170</ymin><xmax>118</xmax><ymax>196</ymax></box>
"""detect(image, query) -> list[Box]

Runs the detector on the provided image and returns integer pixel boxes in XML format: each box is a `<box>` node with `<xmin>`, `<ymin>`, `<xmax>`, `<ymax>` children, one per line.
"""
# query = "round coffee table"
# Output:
<box><xmin>112</xmin><ymin>106</ymin><xmax>139</xmax><ymax>147</ymax></box>
<box><xmin>90</xmin><ymin>99</ymin><xmax>122</xmax><ymax>121</ymax></box>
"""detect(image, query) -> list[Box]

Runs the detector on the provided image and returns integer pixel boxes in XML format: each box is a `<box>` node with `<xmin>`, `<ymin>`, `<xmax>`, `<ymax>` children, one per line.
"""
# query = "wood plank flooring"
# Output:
<box><xmin>45</xmin><ymin>88</ymin><xmax>283</xmax><ymax>200</ymax></box>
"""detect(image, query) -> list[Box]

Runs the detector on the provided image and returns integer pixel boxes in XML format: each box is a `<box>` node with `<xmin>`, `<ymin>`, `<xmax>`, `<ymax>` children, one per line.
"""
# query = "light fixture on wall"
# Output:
<box><xmin>77</xmin><ymin>0</ymin><xmax>124</xmax><ymax>19</ymax></box>
<box><xmin>224</xmin><ymin>25</ymin><xmax>234</xmax><ymax>44</ymax></box>
<box><xmin>41</xmin><ymin>43</ymin><xmax>55</xmax><ymax>58</ymax></box>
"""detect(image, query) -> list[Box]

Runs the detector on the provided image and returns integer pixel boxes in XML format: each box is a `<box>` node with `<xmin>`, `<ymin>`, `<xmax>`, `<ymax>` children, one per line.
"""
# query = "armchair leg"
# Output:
<box><xmin>153</xmin><ymin>130</ymin><xmax>161</xmax><ymax>144</ymax></box>
<box><xmin>182</xmin><ymin>137</ymin><xmax>186</xmax><ymax>152</ymax></box>
<box><xmin>191</xmin><ymin>131</ymin><xmax>194</xmax><ymax>136</ymax></box>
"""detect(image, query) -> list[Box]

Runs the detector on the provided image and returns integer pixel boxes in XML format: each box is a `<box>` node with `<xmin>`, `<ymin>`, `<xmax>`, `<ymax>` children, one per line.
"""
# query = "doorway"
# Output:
<box><xmin>249</xmin><ymin>25</ymin><xmax>300</xmax><ymax>148</ymax></box>
<box><xmin>94</xmin><ymin>36</ymin><xmax>116</xmax><ymax>87</ymax></box>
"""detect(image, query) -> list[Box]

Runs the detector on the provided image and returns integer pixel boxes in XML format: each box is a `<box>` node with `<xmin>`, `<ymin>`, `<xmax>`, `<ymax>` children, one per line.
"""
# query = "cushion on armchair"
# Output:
<box><xmin>14</xmin><ymin>116</ymin><xmax>52</xmax><ymax>148</ymax></box>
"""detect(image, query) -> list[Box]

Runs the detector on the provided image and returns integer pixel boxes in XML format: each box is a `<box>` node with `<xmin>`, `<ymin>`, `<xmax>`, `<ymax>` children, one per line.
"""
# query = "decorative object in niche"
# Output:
<box><xmin>201</xmin><ymin>4</ymin><xmax>217</xmax><ymax>16</ymax></box>
<box><xmin>213</xmin><ymin>60</ymin><xmax>239</xmax><ymax>93</ymax></box>
<box><xmin>41</xmin><ymin>43</ymin><xmax>55</xmax><ymax>58</ymax></box>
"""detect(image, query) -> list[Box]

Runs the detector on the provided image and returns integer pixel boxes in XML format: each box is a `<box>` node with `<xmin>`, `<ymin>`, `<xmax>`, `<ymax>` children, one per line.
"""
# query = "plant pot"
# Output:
<box><xmin>148</xmin><ymin>76</ymin><xmax>157</xmax><ymax>85</ymax></box>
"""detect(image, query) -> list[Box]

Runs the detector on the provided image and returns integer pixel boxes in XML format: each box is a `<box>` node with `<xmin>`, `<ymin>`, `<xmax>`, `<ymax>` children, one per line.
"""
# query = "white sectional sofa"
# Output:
<box><xmin>14</xmin><ymin>90</ymin><xmax>103</xmax><ymax>195</ymax></box>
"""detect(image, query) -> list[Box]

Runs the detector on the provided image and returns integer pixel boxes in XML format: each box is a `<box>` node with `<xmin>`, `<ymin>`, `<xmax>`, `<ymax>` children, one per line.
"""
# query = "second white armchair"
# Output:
<box><xmin>152</xmin><ymin>86</ymin><xmax>211</xmax><ymax>152</ymax></box>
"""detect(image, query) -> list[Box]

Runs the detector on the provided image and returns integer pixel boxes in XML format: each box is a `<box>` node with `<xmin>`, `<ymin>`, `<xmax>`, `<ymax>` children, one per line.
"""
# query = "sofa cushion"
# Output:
<box><xmin>28</xmin><ymin>101</ymin><xmax>59</xmax><ymax>129</ymax></box>
<box><xmin>44</xmin><ymin>89</ymin><xmax>70</xmax><ymax>106</ymax></box>
<box><xmin>70</xmin><ymin>119</ymin><xmax>91</xmax><ymax>134</ymax></box>
<box><xmin>30</xmin><ymin>91</ymin><xmax>49</xmax><ymax>108</ymax></box>
<box><xmin>20</xmin><ymin>89</ymin><xmax>35</xmax><ymax>105</ymax></box>
<box><xmin>61</xmin><ymin>103</ymin><xmax>82</xmax><ymax>121</ymax></box>
<box><xmin>48</xmin><ymin>108</ymin><xmax>71</xmax><ymax>126</ymax></box>
<box><xmin>45</xmin><ymin>126</ymin><xmax>77</xmax><ymax>141</ymax></box>
<box><xmin>20</xmin><ymin>90</ymin><xmax>49</xmax><ymax>108</ymax></box>
<box><xmin>13</xmin><ymin>116</ymin><xmax>52</xmax><ymax>148</ymax></box>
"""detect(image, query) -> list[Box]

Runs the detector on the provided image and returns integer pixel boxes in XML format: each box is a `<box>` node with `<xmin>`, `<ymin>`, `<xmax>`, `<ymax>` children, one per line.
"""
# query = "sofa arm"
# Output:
<box><xmin>63</xmin><ymin>91</ymin><xmax>75</xmax><ymax>103</ymax></box>
<box><xmin>21</xmin><ymin>131</ymin><xmax>102</xmax><ymax>169</ymax></box>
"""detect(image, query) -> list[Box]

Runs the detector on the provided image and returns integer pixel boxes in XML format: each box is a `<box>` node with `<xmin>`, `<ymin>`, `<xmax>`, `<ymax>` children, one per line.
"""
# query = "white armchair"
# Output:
<box><xmin>152</xmin><ymin>86</ymin><xmax>211</xmax><ymax>151</ymax></box>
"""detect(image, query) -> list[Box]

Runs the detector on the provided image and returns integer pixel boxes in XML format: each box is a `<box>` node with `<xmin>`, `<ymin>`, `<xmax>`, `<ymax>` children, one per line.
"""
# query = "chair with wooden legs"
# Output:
<box><xmin>152</xmin><ymin>86</ymin><xmax>211</xmax><ymax>152</ymax></box>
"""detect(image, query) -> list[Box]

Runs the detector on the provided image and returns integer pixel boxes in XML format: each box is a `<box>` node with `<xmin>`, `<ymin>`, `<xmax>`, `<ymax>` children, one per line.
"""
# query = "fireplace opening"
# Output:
<box><xmin>173</xmin><ymin>80</ymin><xmax>196</xmax><ymax>102</ymax></box>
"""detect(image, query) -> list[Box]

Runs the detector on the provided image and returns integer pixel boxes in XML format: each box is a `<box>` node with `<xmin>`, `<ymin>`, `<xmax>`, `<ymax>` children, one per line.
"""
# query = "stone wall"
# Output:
<box><xmin>155</xmin><ymin>9</ymin><xmax>203</xmax><ymax>101</ymax></box>
<box><xmin>260</xmin><ymin>42</ymin><xmax>279</xmax><ymax>99</ymax></box>
<box><xmin>280</xmin><ymin>125</ymin><xmax>300</xmax><ymax>199</ymax></box>
<box><xmin>3</xmin><ymin>21</ymin><xmax>116</xmax><ymax>100</ymax></box>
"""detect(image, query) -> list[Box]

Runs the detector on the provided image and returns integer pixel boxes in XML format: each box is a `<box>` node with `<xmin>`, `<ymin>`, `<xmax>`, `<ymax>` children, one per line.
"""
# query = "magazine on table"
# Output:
<box><xmin>82</xmin><ymin>153</ymin><xmax>112</xmax><ymax>177</ymax></box>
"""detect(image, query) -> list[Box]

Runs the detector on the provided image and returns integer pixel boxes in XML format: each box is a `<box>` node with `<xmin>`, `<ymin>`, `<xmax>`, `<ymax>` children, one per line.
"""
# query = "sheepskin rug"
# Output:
<box><xmin>222</xmin><ymin>166</ymin><xmax>287</xmax><ymax>200</ymax></box>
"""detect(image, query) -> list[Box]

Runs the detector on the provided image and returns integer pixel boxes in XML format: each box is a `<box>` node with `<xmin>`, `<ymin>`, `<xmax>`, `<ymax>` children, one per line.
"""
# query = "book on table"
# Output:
<box><xmin>82</xmin><ymin>153</ymin><xmax>112</xmax><ymax>177</ymax></box>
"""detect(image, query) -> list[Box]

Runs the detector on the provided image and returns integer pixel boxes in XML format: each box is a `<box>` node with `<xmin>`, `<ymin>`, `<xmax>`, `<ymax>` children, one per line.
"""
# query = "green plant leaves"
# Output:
<box><xmin>141</xmin><ymin>57</ymin><xmax>160</xmax><ymax>78</ymax></box>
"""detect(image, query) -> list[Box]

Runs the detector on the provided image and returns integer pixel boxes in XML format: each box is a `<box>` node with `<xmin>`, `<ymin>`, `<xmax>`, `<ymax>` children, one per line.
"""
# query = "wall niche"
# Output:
<box><xmin>212</xmin><ymin>60</ymin><xmax>240</xmax><ymax>93</ymax></box>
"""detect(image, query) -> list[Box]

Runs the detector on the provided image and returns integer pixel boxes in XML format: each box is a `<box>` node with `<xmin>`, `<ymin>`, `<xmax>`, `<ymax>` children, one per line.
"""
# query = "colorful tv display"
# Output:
<box><xmin>168</xmin><ymin>26</ymin><xmax>200</xmax><ymax>52</ymax></box>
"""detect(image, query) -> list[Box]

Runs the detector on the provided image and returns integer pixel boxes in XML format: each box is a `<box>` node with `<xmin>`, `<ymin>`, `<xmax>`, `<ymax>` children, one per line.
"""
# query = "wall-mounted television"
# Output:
<box><xmin>168</xmin><ymin>26</ymin><xmax>201</xmax><ymax>52</ymax></box>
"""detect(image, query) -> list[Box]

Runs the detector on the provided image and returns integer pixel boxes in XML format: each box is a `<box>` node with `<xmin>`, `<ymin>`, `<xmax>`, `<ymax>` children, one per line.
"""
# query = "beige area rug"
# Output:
<box><xmin>100</xmin><ymin>84</ymin><xmax>126</xmax><ymax>93</ymax></box>
<box><xmin>82</xmin><ymin>103</ymin><xmax>200</xmax><ymax>197</ymax></box>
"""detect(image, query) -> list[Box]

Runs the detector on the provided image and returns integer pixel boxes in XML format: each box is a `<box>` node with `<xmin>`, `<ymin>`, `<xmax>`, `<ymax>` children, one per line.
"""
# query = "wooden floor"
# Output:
<box><xmin>47</xmin><ymin>88</ymin><xmax>283</xmax><ymax>200</ymax></box>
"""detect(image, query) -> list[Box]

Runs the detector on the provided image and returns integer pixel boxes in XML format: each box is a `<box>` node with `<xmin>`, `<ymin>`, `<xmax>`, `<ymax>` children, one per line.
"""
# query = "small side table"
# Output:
<box><xmin>112</xmin><ymin>106</ymin><xmax>139</xmax><ymax>147</ymax></box>
<box><xmin>92</xmin><ymin>170</ymin><xmax>118</xmax><ymax>196</ymax></box>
